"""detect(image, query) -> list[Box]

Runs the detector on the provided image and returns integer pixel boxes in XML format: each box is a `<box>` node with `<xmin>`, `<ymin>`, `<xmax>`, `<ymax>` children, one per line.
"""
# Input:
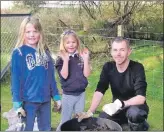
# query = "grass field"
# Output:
<box><xmin>1</xmin><ymin>53</ymin><xmax>11</xmax><ymax>70</ymax></box>
<box><xmin>1</xmin><ymin>45</ymin><xmax>163</xmax><ymax>131</ymax></box>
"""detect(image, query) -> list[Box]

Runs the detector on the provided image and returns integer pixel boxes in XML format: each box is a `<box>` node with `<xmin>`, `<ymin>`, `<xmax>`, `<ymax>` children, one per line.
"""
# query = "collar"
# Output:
<box><xmin>69</xmin><ymin>51</ymin><xmax>78</xmax><ymax>57</ymax></box>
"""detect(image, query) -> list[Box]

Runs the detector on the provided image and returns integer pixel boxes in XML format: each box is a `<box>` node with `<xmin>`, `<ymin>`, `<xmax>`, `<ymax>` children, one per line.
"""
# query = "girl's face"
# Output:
<box><xmin>64</xmin><ymin>35</ymin><xmax>78</xmax><ymax>54</ymax></box>
<box><xmin>24</xmin><ymin>23</ymin><xmax>40</xmax><ymax>48</ymax></box>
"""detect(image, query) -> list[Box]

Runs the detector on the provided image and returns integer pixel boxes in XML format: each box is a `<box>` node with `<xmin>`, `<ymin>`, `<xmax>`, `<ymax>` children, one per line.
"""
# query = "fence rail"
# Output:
<box><xmin>1</xmin><ymin>14</ymin><xmax>163</xmax><ymax>79</ymax></box>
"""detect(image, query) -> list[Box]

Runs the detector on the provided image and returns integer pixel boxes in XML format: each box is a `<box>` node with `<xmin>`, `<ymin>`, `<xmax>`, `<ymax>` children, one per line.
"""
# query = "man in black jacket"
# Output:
<box><xmin>77</xmin><ymin>37</ymin><xmax>149</xmax><ymax>131</ymax></box>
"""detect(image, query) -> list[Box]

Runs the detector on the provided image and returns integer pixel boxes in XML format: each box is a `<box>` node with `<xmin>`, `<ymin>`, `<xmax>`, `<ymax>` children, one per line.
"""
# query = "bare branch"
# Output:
<box><xmin>80</xmin><ymin>1</ymin><xmax>96</xmax><ymax>20</ymax></box>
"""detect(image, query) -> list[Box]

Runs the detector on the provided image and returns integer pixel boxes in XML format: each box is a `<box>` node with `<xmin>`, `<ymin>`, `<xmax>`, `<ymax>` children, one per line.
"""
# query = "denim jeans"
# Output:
<box><xmin>23</xmin><ymin>101</ymin><xmax>51</xmax><ymax>131</ymax></box>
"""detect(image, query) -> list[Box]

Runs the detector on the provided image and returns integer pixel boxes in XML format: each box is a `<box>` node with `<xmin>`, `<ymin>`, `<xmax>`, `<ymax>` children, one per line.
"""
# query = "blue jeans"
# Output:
<box><xmin>23</xmin><ymin>101</ymin><xmax>51</xmax><ymax>131</ymax></box>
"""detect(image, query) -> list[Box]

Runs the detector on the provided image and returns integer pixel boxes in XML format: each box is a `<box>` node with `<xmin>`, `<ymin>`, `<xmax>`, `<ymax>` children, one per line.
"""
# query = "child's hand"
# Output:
<box><xmin>16</xmin><ymin>107</ymin><xmax>26</xmax><ymax>117</ymax></box>
<box><xmin>80</xmin><ymin>48</ymin><xmax>90</xmax><ymax>61</ymax></box>
<box><xmin>59</xmin><ymin>50</ymin><xmax>69</xmax><ymax>61</ymax></box>
<box><xmin>52</xmin><ymin>100</ymin><xmax>62</xmax><ymax>113</ymax></box>
<box><xmin>56</xmin><ymin>100</ymin><xmax>62</xmax><ymax>110</ymax></box>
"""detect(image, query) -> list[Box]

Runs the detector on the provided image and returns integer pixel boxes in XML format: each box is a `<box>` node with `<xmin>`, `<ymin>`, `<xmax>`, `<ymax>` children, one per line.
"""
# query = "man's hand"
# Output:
<box><xmin>16</xmin><ymin>107</ymin><xmax>26</xmax><ymax>117</ymax></box>
<box><xmin>102</xmin><ymin>99</ymin><xmax>124</xmax><ymax>116</ymax></box>
<box><xmin>75</xmin><ymin>110</ymin><xmax>93</xmax><ymax>122</ymax></box>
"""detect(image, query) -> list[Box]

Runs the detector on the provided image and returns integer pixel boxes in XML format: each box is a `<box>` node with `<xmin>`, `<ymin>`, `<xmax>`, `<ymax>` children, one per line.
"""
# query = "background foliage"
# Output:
<box><xmin>1</xmin><ymin>1</ymin><xmax>163</xmax><ymax>131</ymax></box>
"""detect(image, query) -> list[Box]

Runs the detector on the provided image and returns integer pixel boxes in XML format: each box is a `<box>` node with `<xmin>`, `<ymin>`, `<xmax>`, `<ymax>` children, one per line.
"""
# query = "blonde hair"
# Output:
<box><xmin>59</xmin><ymin>29</ymin><xmax>81</xmax><ymax>53</ymax></box>
<box><xmin>15</xmin><ymin>16</ymin><xmax>49</xmax><ymax>55</ymax></box>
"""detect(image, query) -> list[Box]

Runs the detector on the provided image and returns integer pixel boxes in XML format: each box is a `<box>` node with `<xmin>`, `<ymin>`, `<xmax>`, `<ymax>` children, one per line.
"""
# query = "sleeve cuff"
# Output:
<box><xmin>53</xmin><ymin>95</ymin><xmax>61</xmax><ymax>101</ymax></box>
<box><xmin>13</xmin><ymin>102</ymin><xmax>22</xmax><ymax>110</ymax></box>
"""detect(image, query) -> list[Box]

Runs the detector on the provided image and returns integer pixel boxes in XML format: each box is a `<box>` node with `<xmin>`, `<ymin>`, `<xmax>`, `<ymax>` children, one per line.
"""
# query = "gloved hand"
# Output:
<box><xmin>75</xmin><ymin>110</ymin><xmax>93</xmax><ymax>122</ymax></box>
<box><xmin>102</xmin><ymin>99</ymin><xmax>124</xmax><ymax>116</ymax></box>
<box><xmin>16</xmin><ymin>107</ymin><xmax>26</xmax><ymax>117</ymax></box>
<box><xmin>52</xmin><ymin>100</ymin><xmax>61</xmax><ymax>112</ymax></box>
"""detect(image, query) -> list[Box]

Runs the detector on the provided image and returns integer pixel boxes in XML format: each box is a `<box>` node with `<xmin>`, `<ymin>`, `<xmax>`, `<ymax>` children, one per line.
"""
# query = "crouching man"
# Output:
<box><xmin>76</xmin><ymin>37</ymin><xmax>149</xmax><ymax>131</ymax></box>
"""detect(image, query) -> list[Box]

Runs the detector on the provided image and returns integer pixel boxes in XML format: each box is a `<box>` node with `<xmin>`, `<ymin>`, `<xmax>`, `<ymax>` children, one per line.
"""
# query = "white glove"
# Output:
<box><xmin>102</xmin><ymin>99</ymin><xmax>124</xmax><ymax>116</ymax></box>
<box><xmin>16</xmin><ymin>107</ymin><xmax>26</xmax><ymax>117</ymax></box>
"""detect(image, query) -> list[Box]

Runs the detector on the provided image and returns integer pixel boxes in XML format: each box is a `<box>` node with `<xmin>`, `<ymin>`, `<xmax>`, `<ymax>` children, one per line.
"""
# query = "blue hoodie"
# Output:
<box><xmin>11</xmin><ymin>45</ymin><xmax>60</xmax><ymax>105</ymax></box>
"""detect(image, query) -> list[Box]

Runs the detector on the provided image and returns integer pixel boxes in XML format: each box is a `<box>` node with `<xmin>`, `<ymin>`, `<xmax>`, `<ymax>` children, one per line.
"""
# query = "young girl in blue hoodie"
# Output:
<box><xmin>11</xmin><ymin>16</ymin><xmax>61</xmax><ymax>131</ymax></box>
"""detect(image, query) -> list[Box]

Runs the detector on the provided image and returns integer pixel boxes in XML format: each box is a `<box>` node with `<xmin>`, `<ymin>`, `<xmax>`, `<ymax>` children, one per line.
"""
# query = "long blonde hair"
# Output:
<box><xmin>59</xmin><ymin>29</ymin><xmax>81</xmax><ymax>53</ymax></box>
<box><xmin>15</xmin><ymin>16</ymin><xmax>48</xmax><ymax>55</ymax></box>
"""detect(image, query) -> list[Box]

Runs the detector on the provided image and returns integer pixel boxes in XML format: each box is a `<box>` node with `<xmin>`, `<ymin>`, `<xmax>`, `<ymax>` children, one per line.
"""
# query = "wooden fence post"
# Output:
<box><xmin>117</xmin><ymin>25</ymin><xmax>124</xmax><ymax>37</ymax></box>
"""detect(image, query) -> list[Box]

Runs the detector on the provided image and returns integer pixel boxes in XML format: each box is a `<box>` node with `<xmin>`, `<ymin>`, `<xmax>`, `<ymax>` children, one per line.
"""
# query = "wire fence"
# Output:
<box><xmin>1</xmin><ymin>16</ymin><xmax>163</xmax><ymax>96</ymax></box>
<box><xmin>124</xmin><ymin>30</ymin><xmax>163</xmax><ymax>41</ymax></box>
<box><xmin>1</xmin><ymin>1</ymin><xmax>163</xmax><ymax>102</ymax></box>
<box><xmin>1</xmin><ymin>14</ymin><xmax>31</xmax><ymax>78</ymax></box>
<box><xmin>44</xmin><ymin>29</ymin><xmax>163</xmax><ymax>102</ymax></box>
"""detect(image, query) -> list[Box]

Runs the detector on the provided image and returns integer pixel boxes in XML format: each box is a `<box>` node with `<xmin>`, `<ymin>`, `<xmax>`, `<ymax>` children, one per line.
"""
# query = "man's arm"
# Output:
<box><xmin>88</xmin><ymin>91</ymin><xmax>104</xmax><ymax>113</ymax></box>
<box><xmin>77</xmin><ymin>63</ymin><xmax>110</xmax><ymax>121</ymax></box>
<box><xmin>76</xmin><ymin>63</ymin><xmax>110</xmax><ymax>122</ymax></box>
<box><xmin>124</xmin><ymin>63</ymin><xmax>147</xmax><ymax>106</ymax></box>
<box><xmin>89</xmin><ymin>62</ymin><xmax>111</xmax><ymax>112</ymax></box>
<box><xmin>102</xmin><ymin>62</ymin><xmax>147</xmax><ymax>116</ymax></box>
<box><xmin>76</xmin><ymin>92</ymin><xmax>104</xmax><ymax>122</ymax></box>
<box><xmin>123</xmin><ymin>95</ymin><xmax>145</xmax><ymax>107</ymax></box>
<box><xmin>102</xmin><ymin>95</ymin><xmax>146</xmax><ymax>116</ymax></box>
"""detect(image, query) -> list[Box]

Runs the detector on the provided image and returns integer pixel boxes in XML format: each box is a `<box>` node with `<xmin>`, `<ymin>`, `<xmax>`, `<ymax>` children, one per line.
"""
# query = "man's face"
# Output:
<box><xmin>111</xmin><ymin>41</ymin><xmax>131</xmax><ymax>65</ymax></box>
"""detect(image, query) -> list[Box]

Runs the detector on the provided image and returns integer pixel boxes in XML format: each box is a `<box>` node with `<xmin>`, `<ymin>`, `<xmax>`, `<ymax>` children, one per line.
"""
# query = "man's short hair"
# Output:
<box><xmin>111</xmin><ymin>36</ymin><xmax>130</xmax><ymax>48</ymax></box>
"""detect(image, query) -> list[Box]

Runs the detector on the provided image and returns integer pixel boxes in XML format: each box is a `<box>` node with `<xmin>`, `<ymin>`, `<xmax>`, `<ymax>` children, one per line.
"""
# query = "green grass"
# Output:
<box><xmin>130</xmin><ymin>46</ymin><xmax>163</xmax><ymax>101</ymax></box>
<box><xmin>1</xmin><ymin>45</ymin><xmax>163</xmax><ymax>130</ymax></box>
<box><xmin>1</xmin><ymin>53</ymin><xmax>11</xmax><ymax>70</ymax></box>
<box><xmin>146</xmin><ymin>99</ymin><xmax>163</xmax><ymax>130</ymax></box>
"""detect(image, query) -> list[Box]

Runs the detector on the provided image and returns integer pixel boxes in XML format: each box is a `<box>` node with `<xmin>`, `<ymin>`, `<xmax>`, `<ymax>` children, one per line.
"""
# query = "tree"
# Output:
<box><xmin>14</xmin><ymin>0</ymin><xmax>47</xmax><ymax>13</ymax></box>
